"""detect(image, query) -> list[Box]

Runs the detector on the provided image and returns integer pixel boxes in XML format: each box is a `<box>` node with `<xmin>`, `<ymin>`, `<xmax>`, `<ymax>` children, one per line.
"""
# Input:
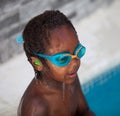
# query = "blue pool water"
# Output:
<box><xmin>82</xmin><ymin>64</ymin><xmax>120</xmax><ymax>116</ymax></box>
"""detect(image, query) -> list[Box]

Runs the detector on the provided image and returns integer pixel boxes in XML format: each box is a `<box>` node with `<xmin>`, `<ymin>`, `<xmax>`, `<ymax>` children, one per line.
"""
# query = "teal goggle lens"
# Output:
<box><xmin>74</xmin><ymin>44</ymin><xmax>86</xmax><ymax>59</ymax></box>
<box><xmin>52</xmin><ymin>53</ymin><xmax>72</xmax><ymax>67</ymax></box>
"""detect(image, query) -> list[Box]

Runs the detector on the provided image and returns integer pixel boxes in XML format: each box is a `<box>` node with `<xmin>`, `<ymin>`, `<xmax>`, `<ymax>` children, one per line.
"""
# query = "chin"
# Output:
<box><xmin>64</xmin><ymin>75</ymin><xmax>77</xmax><ymax>84</ymax></box>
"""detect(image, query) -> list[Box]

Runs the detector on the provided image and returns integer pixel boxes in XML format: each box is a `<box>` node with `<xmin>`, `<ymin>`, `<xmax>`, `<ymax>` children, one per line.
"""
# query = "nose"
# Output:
<box><xmin>69</xmin><ymin>58</ymin><xmax>80</xmax><ymax>69</ymax></box>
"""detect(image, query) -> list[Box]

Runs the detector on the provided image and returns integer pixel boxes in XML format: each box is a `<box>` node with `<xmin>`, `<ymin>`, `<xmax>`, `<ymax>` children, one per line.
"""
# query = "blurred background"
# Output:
<box><xmin>0</xmin><ymin>0</ymin><xmax>120</xmax><ymax>115</ymax></box>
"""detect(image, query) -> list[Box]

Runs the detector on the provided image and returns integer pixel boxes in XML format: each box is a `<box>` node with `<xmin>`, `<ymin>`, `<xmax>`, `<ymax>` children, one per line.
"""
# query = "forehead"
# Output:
<box><xmin>47</xmin><ymin>25</ymin><xmax>79</xmax><ymax>54</ymax></box>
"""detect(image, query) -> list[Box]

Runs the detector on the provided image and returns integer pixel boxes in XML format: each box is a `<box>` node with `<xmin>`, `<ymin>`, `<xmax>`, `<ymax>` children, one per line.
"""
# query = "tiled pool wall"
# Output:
<box><xmin>82</xmin><ymin>63</ymin><xmax>120</xmax><ymax>94</ymax></box>
<box><xmin>82</xmin><ymin>64</ymin><xmax>120</xmax><ymax>115</ymax></box>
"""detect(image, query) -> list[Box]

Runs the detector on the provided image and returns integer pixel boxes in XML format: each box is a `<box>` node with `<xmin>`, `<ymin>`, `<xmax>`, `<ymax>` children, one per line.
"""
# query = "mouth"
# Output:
<box><xmin>64</xmin><ymin>72</ymin><xmax>77</xmax><ymax>84</ymax></box>
<box><xmin>67</xmin><ymin>72</ymin><xmax>77</xmax><ymax>78</ymax></box>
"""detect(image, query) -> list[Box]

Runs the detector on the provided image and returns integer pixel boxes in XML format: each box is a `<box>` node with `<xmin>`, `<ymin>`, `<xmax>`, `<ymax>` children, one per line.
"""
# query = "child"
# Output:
<box><xmin>17</xmin><ymin>10</ymin><xmax>94</xmax><ymax>116</ymax></box>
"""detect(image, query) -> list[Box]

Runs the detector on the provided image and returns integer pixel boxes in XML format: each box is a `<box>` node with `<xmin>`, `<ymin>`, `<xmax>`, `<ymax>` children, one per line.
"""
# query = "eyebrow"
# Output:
<box><xmin>46</xmin><ymin>46</ymin><xmax>70</xmax><ymax>55</ymax></box>
<box><xmin>47</xmin><ymin>50</ymin><xmax>70</xmax><ymax>56</ymax></box>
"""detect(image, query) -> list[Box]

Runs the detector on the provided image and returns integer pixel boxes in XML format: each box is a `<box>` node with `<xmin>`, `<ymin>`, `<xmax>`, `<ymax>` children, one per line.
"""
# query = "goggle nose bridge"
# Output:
<box><xmin>70</xmin><ymin>55</ymin><xmax>78</xmax><ymax>59</ymax></box>
<box><xmin>69</xmin><ymin>46</ymin><xmax>83</xmax><ymax>59</ymax></box>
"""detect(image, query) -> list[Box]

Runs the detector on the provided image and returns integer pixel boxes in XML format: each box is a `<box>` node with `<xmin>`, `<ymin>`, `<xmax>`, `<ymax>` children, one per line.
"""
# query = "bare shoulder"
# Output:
<box><xmin>17</xmin><ymin>95</ymin><xmax>49</xmax><ymax>116</ymax></box>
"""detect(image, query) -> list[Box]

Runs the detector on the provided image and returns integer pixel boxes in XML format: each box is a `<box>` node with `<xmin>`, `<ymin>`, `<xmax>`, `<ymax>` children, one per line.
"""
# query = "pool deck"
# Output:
<box><xmin>0</xmin><ymin>0</ymin><xmax>120</xmax><ymax>115</ymax></box>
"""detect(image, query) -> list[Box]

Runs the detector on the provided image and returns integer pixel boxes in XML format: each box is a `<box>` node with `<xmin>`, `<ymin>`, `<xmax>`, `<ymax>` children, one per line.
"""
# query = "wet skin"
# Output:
<box><xmin>18</xmin><ymin>25</ymin><xmax>94</xmax><ymax>116</ymax></box>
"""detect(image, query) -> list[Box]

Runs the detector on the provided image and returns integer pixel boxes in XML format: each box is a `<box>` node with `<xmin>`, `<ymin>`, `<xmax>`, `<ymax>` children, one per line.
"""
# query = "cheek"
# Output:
<box><xmin>52</xmin><ymin>67</ymin><xmax>67</xmax><ymax>82</ymax></box>
<box><xmin>51</xmin><ymin>65</ymin><xmax>66</xmax><ymax>76</ymax></box>
<box><xmin>46</xmin><ymin>61</ymin><xmax>67</xmax><ymax>81</ymax></box>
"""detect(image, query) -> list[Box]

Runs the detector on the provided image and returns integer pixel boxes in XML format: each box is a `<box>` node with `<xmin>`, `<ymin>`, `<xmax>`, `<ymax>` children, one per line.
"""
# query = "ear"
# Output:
<box><xmin>30</xmin><ymin>57</ymin><xmax>43</xmax><ymax>71</ymax></box>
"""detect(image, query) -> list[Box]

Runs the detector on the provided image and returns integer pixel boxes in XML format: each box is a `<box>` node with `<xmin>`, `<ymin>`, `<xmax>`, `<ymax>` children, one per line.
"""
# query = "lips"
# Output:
<box><xmin>65</xmin><ymin>71</ymin><xmax>77</xmax><ymax>84</ymax></box>
<box><xmin>68</xmin><ymin>72</ymin><xmax>77</xmax><ymax>78</ymax></box>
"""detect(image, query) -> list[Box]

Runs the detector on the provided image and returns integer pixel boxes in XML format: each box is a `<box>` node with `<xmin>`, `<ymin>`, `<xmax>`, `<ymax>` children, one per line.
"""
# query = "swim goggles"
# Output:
<box><xmin>34</xmin><ymin>43</ymin><xmax>86</xmax><ymax>67</ymax></box>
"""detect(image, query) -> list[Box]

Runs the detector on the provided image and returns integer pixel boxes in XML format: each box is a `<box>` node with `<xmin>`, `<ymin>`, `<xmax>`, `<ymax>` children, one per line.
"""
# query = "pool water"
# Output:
<box><xmin>82</xmin><ymin>64</ymin><xmax>120</xmax><ymax>116</ymax></box>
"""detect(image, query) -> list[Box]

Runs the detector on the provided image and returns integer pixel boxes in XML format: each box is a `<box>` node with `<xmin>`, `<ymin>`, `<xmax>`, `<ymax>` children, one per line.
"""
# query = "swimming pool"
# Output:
<box><xmin>82</xmin><ymin>64</ymin><xmax>120</xmax><ymax>116</ymax></box>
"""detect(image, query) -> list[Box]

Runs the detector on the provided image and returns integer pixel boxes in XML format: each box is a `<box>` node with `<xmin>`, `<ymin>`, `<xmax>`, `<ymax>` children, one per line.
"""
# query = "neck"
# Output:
<box><xmin>35</xmin><ymin>72</ymin><xmax>78</xmax><ymax>101</ymax></box>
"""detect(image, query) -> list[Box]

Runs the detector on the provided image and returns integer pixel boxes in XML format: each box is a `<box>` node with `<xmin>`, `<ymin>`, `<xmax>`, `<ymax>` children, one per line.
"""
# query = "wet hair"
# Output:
<box><xmin>23</xmin><ymin>10</ymin><xmax>76</xmax><ymax>78</ymax></box>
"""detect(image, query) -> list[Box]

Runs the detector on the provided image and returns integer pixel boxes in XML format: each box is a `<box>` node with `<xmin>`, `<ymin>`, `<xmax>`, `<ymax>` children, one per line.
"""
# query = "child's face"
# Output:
<box><xmin>45</xmin><ymin>25</ymin><xmax>80</xmax><ymax>84</ymax></box>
